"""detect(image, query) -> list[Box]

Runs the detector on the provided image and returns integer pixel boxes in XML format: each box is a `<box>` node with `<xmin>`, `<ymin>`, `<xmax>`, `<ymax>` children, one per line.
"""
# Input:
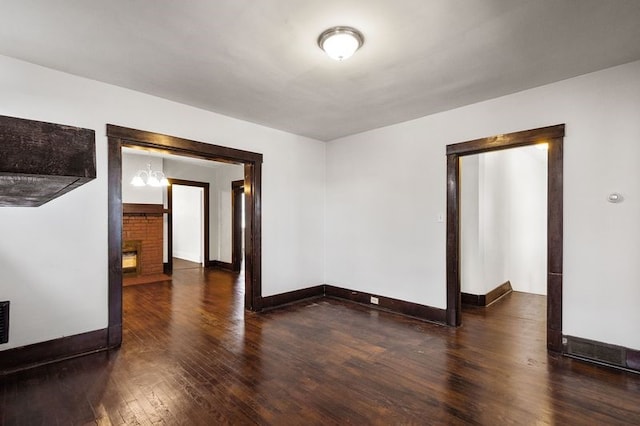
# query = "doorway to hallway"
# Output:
<box><xmin>460</xmin><ymin>145</ymin><xmax>548</xmax><ymax>305</ymax></box>
<box><xmin>446</xmin><ymin>124</ymin><xmax>565</xmax><ymax>352</ymax></box>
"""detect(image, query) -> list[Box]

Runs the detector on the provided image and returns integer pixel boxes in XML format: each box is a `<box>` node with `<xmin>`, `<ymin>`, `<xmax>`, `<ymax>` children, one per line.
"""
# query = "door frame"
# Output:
<box><xmin>446</xmin><ymin>124</ymin><xmax>565</xmax><ymax>352</ymax></box>
<box><xmin>166</xmin><ymin>179</ymin><xmax>210</xmax><ymax>272</ymax></box>
<box><xmin>107</xmin><ymin>124</ymin><xmax>263</xmax><ymax>348</ymax></box>
<box><xmin>231</xmin><ymin>179</ymin><xmax>244</xmax><ymax>272</ymax></box>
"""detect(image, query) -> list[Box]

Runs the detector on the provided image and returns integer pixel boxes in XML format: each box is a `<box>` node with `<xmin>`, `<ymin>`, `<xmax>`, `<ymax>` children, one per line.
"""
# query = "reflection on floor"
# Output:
<box><xmin>172</xmin><ymin>257</ymin><xmax>202</xmax><ymax>270</ymax></box>
<box><xmin>122</xmin><ymin>272</ymin><xmax>171</xmax><ymax>287</ymax></box>
<box><xmin>1</xmin><ymin>271</ymin><xmax>639</xmax><ymax>424</ymax></box>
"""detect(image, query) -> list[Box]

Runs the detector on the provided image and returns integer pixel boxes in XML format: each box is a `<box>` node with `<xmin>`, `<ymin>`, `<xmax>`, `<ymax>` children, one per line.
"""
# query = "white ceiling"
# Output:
<box><xmin>2</xmin><ymin>1</ymin><xmax>640</xmax><ymax>141</ymax></box>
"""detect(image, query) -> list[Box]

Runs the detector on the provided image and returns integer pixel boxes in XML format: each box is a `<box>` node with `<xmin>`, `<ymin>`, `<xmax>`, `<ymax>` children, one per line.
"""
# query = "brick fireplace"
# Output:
<box><xmin>122</xmin><ymin>204</ymin><xmax>164</xmax><ymax>279</ymax></box>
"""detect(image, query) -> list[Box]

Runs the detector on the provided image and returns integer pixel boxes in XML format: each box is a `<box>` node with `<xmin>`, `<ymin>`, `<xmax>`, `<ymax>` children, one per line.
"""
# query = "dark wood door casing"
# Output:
<box><xmin>107</xmin><ymin>124</ymin><xmax>263</xmax><ymax>348</ymax></box>
<box><xmin>445</xmin><ymin>124</ymin><xmax>565</xmax><ymax>352</ymax></box>
<box><xmin>232</xmin><ymin>180</ymin><xmax>244</xmax><ymax>272</ymax></box>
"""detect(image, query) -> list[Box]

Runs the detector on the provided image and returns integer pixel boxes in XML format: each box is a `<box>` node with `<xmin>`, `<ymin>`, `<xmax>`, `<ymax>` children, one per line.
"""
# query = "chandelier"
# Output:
<box><xmin>130</xmin><ymin>163</ymin><xmax>169</xmax><ymax>187</ymax></box>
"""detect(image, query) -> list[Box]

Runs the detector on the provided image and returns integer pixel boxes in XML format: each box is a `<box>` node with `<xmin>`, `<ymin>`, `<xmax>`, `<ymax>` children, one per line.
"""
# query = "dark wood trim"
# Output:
<box><xmin>244</xmin><ymin>161</ymin><xmax>262</xmax><ymax>311</ymax></box>
<box><xmin>123</xmin><ymin>203</ymin><xmax>164</xmax><ymax>215</ymax></box>
<box><xmin>0</xmin><ymin>328</ymin><xmax>108</xmax><ymax>375</ymax></box>
<box><xmin>446</xmin><ymin>124</ymin><xmax>565</xmax><ymax>156</ymax></box>
<box><xmin>107</xmin><ymin>324</ymin><xmax>121</xmax><ymax>352</ymax></box>
<box><xmin>461</xmin><ymin>292</ymin><xmax>482</xmax><ymax>306</ymax></box>
<box><xmin>548</xmin><ymin>328</ymin><xmax>563</xmax><ymax>356</ymax></box>
<box><xmin>547</xmin><ymin>136</ymin><xmax>564</xmax><ymax>353</ymax></box>
<box><xmin>257</xmin><ymin>284</ymin><xmax>447</xmax><ymax>324</ymax></box>
<box><xmin>210</xmin><ymin>260</ymin><xmax>234</xmax><ymax>271</ymax></box>
<box><xmin>107</xmin><ymin>136</ymin><xmax>123</xmax><ymax>348</ymax></box>
<box><xmin>627</xmin><ymin>348</ymin><xmax>640</xmax><ymax>371</ymax></box>
<box><xmin>261</xmin><ymin>286</ymin><xmax>325</xmax><ymax>310</ymax></box>
<box><xmin>108</xmin><ymin>125</ymin><xmax>264</xmax><ymax>356</ymax></box>
<box><xmin>325</xmin><ymin>285</ymin><xmax>447</xmax><ymax>324</ymax></box>
<box><xmin>446</xmin><ymin>124</ymin><xmax>565</xmax><ymax>353</ymax></box>
<box><xmin>485</xmin><ymin>280</ymin><xmax>513</xmax><ymax>305</ymax></box>
<box><xmin>106</xmin><ymin>124</ymin><xmax>263</xmax><ymax>164</ymax></box>
<box><xmin>166</xmin><ymin>178</ymin><xmax>210</xmax><ymax>270</ymax></box>
<box><xmin>462</xmin><ymin>281</ymin><xmax>512</xmax><ymax>307</ymax></box>
<box><xmin>231</xmin><ymin>179</ymin><xmax>244</xmax><ymax>272</ymax></box>
<box><xmin>166</xmin><ymin>183</ymin><xmax>173</xmax><ymax>274</ymax></box>
<box><xmin>446</xmin><ymin>153</ymin><xmax>461</xmax><ymax>326</ymax></box>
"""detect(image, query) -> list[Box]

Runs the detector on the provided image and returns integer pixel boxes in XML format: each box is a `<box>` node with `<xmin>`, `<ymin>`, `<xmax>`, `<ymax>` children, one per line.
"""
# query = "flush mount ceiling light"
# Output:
<box><xmin>318</xmin><ymin>26</ymin><xmax>364</xmax><ymax>61</ymax></box>
<box><xmin>131</xmin><ymin>163</ymin><xmax>169</xmax><ymax>187</ymax></box>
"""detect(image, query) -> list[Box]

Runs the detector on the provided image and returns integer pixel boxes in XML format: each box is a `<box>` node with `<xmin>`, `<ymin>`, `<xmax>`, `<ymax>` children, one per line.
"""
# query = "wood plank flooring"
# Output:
<box><xmin>171</xmin><ymin>258</ymin><xmax>202</xmax><ymax>271</ymax></box>
<box><xmin>1</xmin><ymin>267</ymin><xmax>639</xmax><ymax>424</ymax></box>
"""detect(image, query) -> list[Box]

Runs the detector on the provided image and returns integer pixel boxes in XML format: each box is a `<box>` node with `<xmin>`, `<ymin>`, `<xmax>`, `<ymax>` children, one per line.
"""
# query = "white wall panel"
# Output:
<box><xmin>327</xmin><ymin>60</ymin><xmax>640</xmax><ymax>349</ymax></box>
<box><xmin>0</xmin><ymin>55</ymin><xmax>325</xmax><ymax>349</ymax></box>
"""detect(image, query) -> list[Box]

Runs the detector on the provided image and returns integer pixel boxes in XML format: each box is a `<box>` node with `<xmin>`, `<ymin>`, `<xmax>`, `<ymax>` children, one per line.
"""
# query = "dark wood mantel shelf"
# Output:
<box><xmin>123</xmin><ymin>203</ymin><xmax>167</xmax><ymax>216</ymax></box>
<box><xmin>0</xmin><ymin>115</ymin><xmax>96</xmax><ymax>207</ymax></box>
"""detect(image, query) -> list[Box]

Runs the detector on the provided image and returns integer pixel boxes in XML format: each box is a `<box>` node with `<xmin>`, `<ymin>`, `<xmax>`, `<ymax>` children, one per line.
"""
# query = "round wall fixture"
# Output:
<box><xmin>318</xmin><ymin>26</ymin><xmax>364</xmax><ymax>61</ymax></box>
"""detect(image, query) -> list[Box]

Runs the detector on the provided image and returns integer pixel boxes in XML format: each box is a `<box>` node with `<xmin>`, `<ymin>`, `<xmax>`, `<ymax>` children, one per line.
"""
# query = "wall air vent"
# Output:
<box><xmin>0</xmin><ymin>301</ymin><xmax>9</xmax><ymax>344</ymax></box>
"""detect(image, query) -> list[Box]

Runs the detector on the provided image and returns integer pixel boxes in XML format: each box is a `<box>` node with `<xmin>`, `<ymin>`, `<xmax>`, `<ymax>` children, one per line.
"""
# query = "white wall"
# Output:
<box><xmin>461</xmin><ymin>156</ymin><xmax>482</xmax><ymax>294</ymax></box>
<box><xmin>505</xmin><ymin>147</ymin><xmax>547</xmax><ymax>295</ymax></box>
<box><xmin>172</xmin><ymin>185</ymin><xmax>203</xmax><ymax>263</ymax></box>
<box><xmin>478</xmin><ymin>151</ymin><xmax>511</xmax><ymax>291</ymax></box>
<box><xmin>461</xmin><ymin>147</ymin><xmax>547</xmax><ymax>296</ymax></box>
<box><xmin>0</xmin><ymin>54</ymin><xmax>325</xmax><ymax>350</ymax></box>
<box><xmin>1</xmin><ymin>53</ymin><xmax>638</xmax><ymax>353</ymax></box>
<box><xmin>326</xmin><ymin>60</ymin><xmax>640</xmax><ymax>350</ymax></box>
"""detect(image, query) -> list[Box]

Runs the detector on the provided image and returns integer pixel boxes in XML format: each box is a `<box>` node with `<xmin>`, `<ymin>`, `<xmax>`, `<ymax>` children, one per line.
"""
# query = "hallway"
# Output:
<box><xmin>1</xmin><ymin>268</ymin><xmax>639</xmax><ymax>424</ymax></box>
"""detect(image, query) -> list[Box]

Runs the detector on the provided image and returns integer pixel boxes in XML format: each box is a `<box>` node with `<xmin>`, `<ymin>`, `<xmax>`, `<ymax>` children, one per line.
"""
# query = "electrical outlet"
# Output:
<box><xmin>370</xmin><ymin>296</ymin><xmax>379</xmax><ymax>305</ymax></box>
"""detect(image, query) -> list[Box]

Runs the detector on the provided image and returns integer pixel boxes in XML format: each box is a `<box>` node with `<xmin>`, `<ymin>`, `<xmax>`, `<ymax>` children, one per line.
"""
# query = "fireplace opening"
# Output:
<box><xmin>122</xmin><ymin>240</ymin><xmax>142</xmax><ymax>276</ymax></box>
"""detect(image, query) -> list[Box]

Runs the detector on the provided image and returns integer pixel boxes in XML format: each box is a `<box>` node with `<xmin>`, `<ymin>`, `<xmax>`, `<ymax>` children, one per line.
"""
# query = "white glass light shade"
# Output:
<box><xmin>130</xmin><ymin>163</ymin><xmax>170</xmax><ymax>187</ymax></box>
<box><xmin>322</xmin><ymin>33</ymin><xmax>359</xmax><ymax>60</ymax></box>
<box><xmin>318</xmin><ymin>27</ymin><xmax>364</xmax><ymax>61</ymax></box>
<box><xmin>131</xmin><ymin>175</ymin><xmax>145</xmax><ymax>186</ymax></box>
<box><xmin>147</xmin><ymin>175</ymin><xmax>161</xmax><ymax>187</ymax></box>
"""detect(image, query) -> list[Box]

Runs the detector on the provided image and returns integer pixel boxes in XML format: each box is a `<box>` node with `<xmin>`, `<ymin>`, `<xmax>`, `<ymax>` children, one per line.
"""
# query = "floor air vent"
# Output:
<box><xmin>565</xmin><ymin>335</ymin><xmax>624</xmax><ymax>367</ymax></box>
<box><xmin>0</xmin><ymin>301</ymin><xmax>8</xmax><ymax>344</ymax></box>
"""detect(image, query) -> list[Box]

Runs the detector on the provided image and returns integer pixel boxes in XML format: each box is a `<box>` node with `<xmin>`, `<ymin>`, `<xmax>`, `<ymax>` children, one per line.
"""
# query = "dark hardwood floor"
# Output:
<box><xmin>172</xmin><ymin>257</ymin><xmax>203</xmax><ymax>271</ymax></box>
<box><xmin>1</xmin><ymin>267</ymin><xmax>639</xmax><ymax>424</ymax></box>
